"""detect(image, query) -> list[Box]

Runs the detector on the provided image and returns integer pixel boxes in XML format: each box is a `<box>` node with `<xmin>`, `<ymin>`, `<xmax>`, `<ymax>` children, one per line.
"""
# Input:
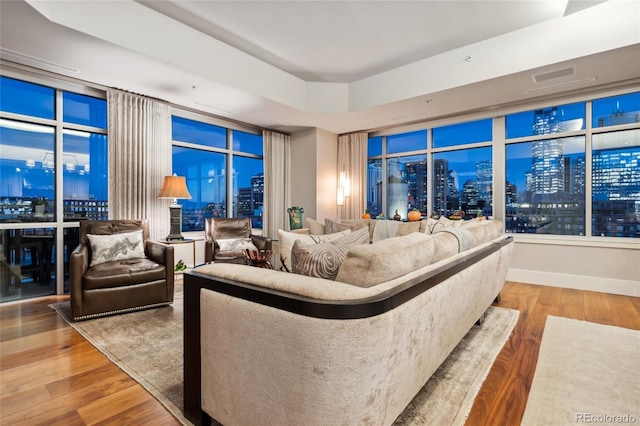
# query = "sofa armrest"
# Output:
<box><xmin>70</xmin><ymin>243</ymin><xmax>89</xmax><ymax>318</ymax></box>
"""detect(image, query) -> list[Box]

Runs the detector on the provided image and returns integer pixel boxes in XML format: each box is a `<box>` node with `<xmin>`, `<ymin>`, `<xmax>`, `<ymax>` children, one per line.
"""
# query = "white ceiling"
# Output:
<box><xmin>1</xmin><ymin>0</ymin><xmax>639</xmax><ymax>134</ymax></box>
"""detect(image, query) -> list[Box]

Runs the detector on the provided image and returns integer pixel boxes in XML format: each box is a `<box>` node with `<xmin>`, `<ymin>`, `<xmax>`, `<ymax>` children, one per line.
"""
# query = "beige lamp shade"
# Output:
<box><xmin>159</xmin><ymin>176</ymin><xmax>192</xmax><ymax>200</ymax></box>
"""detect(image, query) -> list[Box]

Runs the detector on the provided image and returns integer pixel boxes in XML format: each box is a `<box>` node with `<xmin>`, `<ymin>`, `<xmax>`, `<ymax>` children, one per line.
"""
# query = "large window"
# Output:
<box><xmin>505</xmin><ymin>135</ymin><xmax>586</xmax><ymax>235</ymax></box>
<box><xmin>591</xmin><ymin>92</ymin><xmax>640</xmax><ymax>238</ymax></box>
<box><xmin>171</xmin><ymin>114</ymin><xmax>264</xmax><ymax>231</ymax></box>
<box><xmin>368</xmin><ymin>119</ymin><xmax>492</xmax><ymax>220</ymax></box>
<box><xmin>505</xmin><ymin>94</ymin><xmax>640</xmax><ymax>237</ymax></box>
<box><xmin>0</xmin><ymin>74</ymin><xmax>108</xmax><ymax>302</ymax></box>
<box><xmin>368</xmin><ymin>90</ymin><xmax>639</xmax><ymax>239</ymax></box>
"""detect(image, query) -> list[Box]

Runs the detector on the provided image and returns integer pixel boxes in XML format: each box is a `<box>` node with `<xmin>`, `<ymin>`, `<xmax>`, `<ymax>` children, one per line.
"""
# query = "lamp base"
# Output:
<box><xmin>167</xmin><ymin>204</ymin><xmax>184</xmax><ymax>241</ymax></box>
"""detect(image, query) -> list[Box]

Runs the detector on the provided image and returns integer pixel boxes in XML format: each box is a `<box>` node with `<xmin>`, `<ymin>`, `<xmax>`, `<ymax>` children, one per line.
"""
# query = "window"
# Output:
<box><xmin>373</xmin><ymin>91</ymin><xmax>638</xmax><ymax>239</ymax></box>
<box><xmin>433</xmin><ymin>147</ymin><xmax>492</xmax><ymax>217</ymax></box>
<box><xmin>171</xmin><ymin>114</ymin><xmax>263</xmax><ymax>231</ymax></box>
<box><xmin>368</xmin><ymin>130</ymin><xmax>428</xmax><ymax>220</ymax></box>
<box><xmin>505</xmin><ymin>103</ymin><xmax>586</xmax><ymax>235</ymax></box>
<box><xmin>62</xmin><ymin>92</ymin><xmax>109</xmax><ymax>221</ymax></box>
<box><xmin>387</xmin><ymin>130</ymin><xmax>426</xmax><ymax>154</ymax></box>
<box><xmin>433</xmin><ymin>118</ymin><xmax>492</xmax><ymax>148</ymax></box>
<box><xmin>506</xmin><ymin>102</ymin><xmax>585</xmax><ymax>139</ymax></box>
<box><xmin>591</xmin><ymin>92</ymin><xmax>640</xmax><ymax>237</ymax></box>
<box><xmin>504</xmin><ymin>94</ymin><xmax>640</xmax><ymax>238</ymax></box>
<box><xmin>0</xmin><ymin>74</ymin><xmax>107</xmax><ymax>302</ymax></box>
<box><xmin>368</xmin><ymin>120</ymin><xmax>492</xmax><ymax>220</ymax></box>
<box><xmin>505</xmin><ymin>136</ymin><xmax>585</xmax><ymax>235</ymax></box>
<box><xmin>387</xmin><ymin>154</ymin><xmax>427</xmax><ymax>219</ymax></box>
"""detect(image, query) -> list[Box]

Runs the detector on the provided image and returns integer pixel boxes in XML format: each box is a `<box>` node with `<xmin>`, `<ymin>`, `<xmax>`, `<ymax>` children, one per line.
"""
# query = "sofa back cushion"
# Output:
<box><xmin>291</xmin><ymin>227</ymin><xmax>370</xmax><ymax>280</ymax></box>
<box><xmin>336</xmin><ymin>232</ymin><xmax>435</xmax><ymax>288</ymax></box>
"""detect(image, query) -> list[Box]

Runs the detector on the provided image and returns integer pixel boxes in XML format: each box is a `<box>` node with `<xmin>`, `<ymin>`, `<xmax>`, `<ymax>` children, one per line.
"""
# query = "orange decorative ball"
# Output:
<box><xmin>408</xmin><ymin>209</ymin><xmax>421</xmax><ymax>221</ymax></box>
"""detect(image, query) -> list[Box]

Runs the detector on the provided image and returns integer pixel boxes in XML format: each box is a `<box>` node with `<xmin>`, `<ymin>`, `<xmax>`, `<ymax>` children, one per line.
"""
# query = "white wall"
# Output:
<box><xmin>507</xmin><ymin>236</ymin><xmax>640</xmax><ymax>297</ymax></box>
<box><xmin>315</xmin><ymin>128</ymin><xmax>339</xmax><ymax>222</ymax></box>
<box><xmin>290</xmin><ymin>128</ymin><xmax>338</xmax><ymax>226</ymax></box>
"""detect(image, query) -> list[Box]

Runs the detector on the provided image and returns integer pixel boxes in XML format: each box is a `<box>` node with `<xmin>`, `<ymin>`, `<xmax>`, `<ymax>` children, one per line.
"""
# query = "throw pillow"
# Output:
<box><xmin>291</xmin><ymin>227</ymin><xmax>370</xmax><ymax>280</ymax></box>
<box><xmin>305</xmin><ymin>218</ymin><xmax>326</xmax><ymax>235</ymax></box>
<box><xmin>87</xmin><ymin>230</ymin><xmax>146</xmax><ymax>267</ymax></box>
<box><xmin>324</xmin><ymin>218</ymin><xmax>363</xmax><ymax>234</ymax></box>
<box><xmin>336</xmin><ymin>232</ymin><xmax>435</xmax><ymax>288</ymax></box>
<box><xmin>419</xmin><ymin>217</ymin><xmax>439</xmax><ymax>234</ymax></box>
<box><xmin>217</xmin><ymin>238</ymin><xmax>259</xmax><ymax>253</ymax></box>
<box><xmin>277</xmin><ymin>228</ymin><xmax>352</xmax><ymax>273</ymax></box>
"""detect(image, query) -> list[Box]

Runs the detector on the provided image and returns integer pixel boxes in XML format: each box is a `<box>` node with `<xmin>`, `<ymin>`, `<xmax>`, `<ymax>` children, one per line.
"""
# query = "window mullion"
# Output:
<box><xmin>585</xmin><ymin>101</ymin><xmax>593</xmax><ymax>237</ymax></box>
<box><xmin>55</xmin><ymin>89</ymin><xmax>64</xmax><ymax>295</ymax></box>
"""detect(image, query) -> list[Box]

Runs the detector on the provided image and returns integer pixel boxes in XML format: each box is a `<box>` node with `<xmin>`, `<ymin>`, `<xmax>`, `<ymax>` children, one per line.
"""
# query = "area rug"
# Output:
<box><xmin>50</xmin><ymin>286</ymin><xmax>518</xmax><ymax>426</ymax></box>
<box><xmin>521</xmin><ymin>316</ymin><xmax>640</xmax><ymax>425</ymax></box>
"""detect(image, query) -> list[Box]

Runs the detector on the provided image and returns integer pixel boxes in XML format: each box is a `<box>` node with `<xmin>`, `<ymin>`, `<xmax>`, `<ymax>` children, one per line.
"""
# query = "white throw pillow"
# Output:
<box><xmin>217</xmin><ymin>238</ymin><xmax>259</xmax><ymax>253</ymax></box>
<box><xmin>87</xmin><ymin>230</ymin><xmax>146</xmax><ymax>266</ymax></box>
<box><xmin>277</xmin><ymin>228</ymin><xmax>351</xmax><ymax>272</ymax></box>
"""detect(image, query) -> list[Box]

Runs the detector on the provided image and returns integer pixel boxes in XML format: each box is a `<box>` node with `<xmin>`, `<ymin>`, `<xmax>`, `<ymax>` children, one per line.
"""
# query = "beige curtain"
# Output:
<box><xmin>337</xmin><ymin>132</ymin><xmax>368</xmax><ymax>219</ymax></box>
<box><xmin>107</xmin><ymin>89</ymin><xmax>172</xmax><ymax>241</ymax></box>
<box><xmin>263</xmin><ymin>130</ymin><xmax>291</xmax><ymax>238</ymax></box>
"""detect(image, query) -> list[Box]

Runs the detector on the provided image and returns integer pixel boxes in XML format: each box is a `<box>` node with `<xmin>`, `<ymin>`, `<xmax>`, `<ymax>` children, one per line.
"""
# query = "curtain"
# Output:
<box><xmin>337</xmin><ymin>132</ymin><xmax>368</xmax><ymax>219</ymax></box>
<box><xmin>107</xmin><ymin>89</ymin><xmax>172</xmax><ymax>241</ymax></box>
<box><xmin>263</xmin><ymin>130</ymin><xmax>291</xmax><ymax>238</ymax></box>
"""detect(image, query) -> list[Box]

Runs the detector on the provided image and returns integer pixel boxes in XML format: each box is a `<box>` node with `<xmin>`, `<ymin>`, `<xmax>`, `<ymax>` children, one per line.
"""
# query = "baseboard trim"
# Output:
<box><xmin>507</xmin><ymin>268</ymin><xmax>639</xmax><ymax>297</ymax></box>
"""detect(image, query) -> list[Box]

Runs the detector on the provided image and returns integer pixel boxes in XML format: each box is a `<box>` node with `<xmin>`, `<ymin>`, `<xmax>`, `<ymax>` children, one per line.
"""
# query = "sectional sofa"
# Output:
<box><xmin>183</xmin><ymin>218</ymin><xmax>513</xmax><ymax>425</ymax></box>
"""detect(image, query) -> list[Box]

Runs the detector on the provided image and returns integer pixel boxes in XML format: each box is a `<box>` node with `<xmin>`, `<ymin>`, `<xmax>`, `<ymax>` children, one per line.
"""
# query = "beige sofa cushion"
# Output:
<box><xmin>291</xmin><ymin>227</ymin><xmax>370</xmax><ymax>280</ymax></box>
<box><xmin>336</xmin><ymin>232</ymin><xmax>435</xmax><ymax>288</ymax></box>
<box><xmin>325</xmin><ymin>218</ymin><xmax>370</xmax><ymax>234</ymax></box>
<box><xmin>305</xmin><ymin>218</ymin><xmax>325</xmax><ymax>235</ymax></box>
<box><xmin>278</xmin><ymin>228</ymin><xmax>351</xmax><ymax>272</ymax></box>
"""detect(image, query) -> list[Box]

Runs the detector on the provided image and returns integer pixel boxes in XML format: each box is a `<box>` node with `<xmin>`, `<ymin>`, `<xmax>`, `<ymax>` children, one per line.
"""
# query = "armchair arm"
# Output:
<box><xmin>146</xmin><ymin>240</ymin><xmax>175</xmax><ymax>268</ymax></box>
<box><xmin>70</xmin><ymin>243</ymin><xmax>90</xmax><ymax>318</ymax></box>
<box><xmin>146</xmin><ymin>241</ymin><xmax>175</xmax><ymax>299</ymax></box>
<box><xmin>205</xmin><ymin>235</ymin><xmax>271</xmax><ymax>263</ymax></box>
<box><xmin>204</xmin><ymin>240</ymin><xmax>215</xmax><ymax>263</ymax></box>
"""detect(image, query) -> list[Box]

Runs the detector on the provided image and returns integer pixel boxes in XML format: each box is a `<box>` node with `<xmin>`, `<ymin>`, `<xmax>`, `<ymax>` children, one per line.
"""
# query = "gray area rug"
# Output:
<box><xmin>50</xmin><ymin>284</ymin><xmax>518</xmax><ymax>426</ymax></box>
<box><xmin>521</xmin><ymin>316</ymin><xmax>640</xmax><ymax>426</ymax></box>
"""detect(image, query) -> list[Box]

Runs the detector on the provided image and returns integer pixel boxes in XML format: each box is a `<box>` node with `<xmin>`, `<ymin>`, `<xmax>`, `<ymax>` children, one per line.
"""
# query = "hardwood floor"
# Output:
<box><xmin>1</xmin><ymin>282</ymin><xmax>638</xmax><ymax>425</ymax></box>
<box><xmin>466</xmin><ymin>282</ymin><xmax>640</xmax><ymax>426</ymax></box>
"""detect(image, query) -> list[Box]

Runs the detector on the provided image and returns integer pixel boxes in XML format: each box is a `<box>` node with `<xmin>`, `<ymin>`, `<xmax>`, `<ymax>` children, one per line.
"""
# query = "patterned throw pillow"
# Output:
<box><xmin>87</xmin><ymin>230</ymin><xmax>146</xmax><ymax>267</ymax></box>
<box><xmin>291</xmin><ymin>227</ymin><xmax>370</xmax><ymax>280</ymax></box>
<box><xmin>217</xmin><ymin>238</ymin><xmax>259</xmax><ymax>253</ymax></box>
<box><xmin>324</xmin><ymin>218</ymin><xmax>364</xmax><ymax>234</ymax></box>
<box><xmin>277</xmin><ymin>228</ymin><xmax>351</xmax><ymax>272</ymax></box>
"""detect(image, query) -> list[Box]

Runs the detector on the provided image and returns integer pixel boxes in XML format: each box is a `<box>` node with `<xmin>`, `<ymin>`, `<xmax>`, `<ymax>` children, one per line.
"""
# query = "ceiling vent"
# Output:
<box><xmin>532</xmin><ymin>66</ymin><xmax>575</xmax><ymax>83</ymax></box>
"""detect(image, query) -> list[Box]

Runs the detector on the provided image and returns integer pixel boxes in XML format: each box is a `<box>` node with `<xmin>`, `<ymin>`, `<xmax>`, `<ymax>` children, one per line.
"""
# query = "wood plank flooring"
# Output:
<box><xmin>465</xmin><ymin>282</ymin><xmax>640</xmax><ymax>426</ymax></box>
<box><xmin>1</xmin><ymin>282</ymin><xmax>639</xmax><ymax>425</ymax></box>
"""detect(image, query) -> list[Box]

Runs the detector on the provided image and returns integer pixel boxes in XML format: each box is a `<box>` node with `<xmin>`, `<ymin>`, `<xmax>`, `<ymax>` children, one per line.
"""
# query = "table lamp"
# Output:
<box><xmin>158</xmin><ymin>175</ymin><xmax>192</xmax><ymax>241</ymax></box>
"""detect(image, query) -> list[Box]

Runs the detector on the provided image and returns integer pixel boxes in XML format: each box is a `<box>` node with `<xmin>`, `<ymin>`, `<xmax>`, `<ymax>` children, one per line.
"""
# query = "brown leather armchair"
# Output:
<box><xmin>204</xmin><ymin>217</ymin><xmax>272</xmax><ymax>264</ymax></box>
<box><xmin>70</xmin><ymin>220</ymin><xmax>174</xmax><ymax>321</ymax></box>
